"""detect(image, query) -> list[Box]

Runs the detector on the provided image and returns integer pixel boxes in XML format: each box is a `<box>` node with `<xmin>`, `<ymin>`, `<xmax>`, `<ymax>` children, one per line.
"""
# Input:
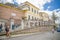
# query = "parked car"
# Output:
<box><xmin>57</xmin><ymin>27</ymin><xmax>60</xmax><ymax>32</ymax></box>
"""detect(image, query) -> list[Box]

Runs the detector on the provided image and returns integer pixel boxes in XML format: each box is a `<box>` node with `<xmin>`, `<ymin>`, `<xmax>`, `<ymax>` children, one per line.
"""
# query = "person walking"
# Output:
<box><xmin>5</xmin><ymin>24</ymin><xmax>10</xmax><ymax>37</ymax></box>
<box><xmin>52</xmin><ymin>28</ymin><xmax>55</xmax><ymax>33</ymax></box>
<box><xmin>0</xmin><ymin>24</ymin><xmax>3</xmax><ymax>32</ymax></box>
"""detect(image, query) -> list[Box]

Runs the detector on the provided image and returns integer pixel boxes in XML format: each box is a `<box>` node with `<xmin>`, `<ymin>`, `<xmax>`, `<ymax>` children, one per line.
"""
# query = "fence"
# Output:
<box><xmin>0</xmin><ymin>20</ymin><xmax>54</xmax><ymax>33</ymax></box>
<box><xmin>10</xmin><ymin>20</ymin><xmax>54</xmax><ymax>32</ymax></box>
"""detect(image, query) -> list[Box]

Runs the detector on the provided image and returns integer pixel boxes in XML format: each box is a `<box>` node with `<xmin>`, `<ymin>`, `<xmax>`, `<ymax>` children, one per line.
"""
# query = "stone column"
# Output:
<box><xmin>33</xmin><ymin>21</ymin><xmax>35</xmax><ymax>27</ymax></box>
<box><xmin>21</xmin><ymin>20</ymin><xmax>24</xmax><ymax>29</ymax></box>
<box><xmin>28</xmin><ymin>20</ymin><xmax>30</xmax><ymax>28</ymax></box>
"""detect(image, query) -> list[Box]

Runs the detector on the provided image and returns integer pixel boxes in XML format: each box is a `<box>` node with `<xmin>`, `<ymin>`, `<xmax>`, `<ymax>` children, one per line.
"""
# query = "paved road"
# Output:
<box><xmin>1</xmin><ymin>32</ymin><xmax>60</xmax><ymax>40</ymax></box>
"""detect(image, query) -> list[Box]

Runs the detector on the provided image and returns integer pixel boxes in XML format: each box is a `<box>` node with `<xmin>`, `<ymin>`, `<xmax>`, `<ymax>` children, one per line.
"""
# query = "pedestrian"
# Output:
<box><xmin>52</xmin><ymin>28</ymin><xmax>55</xmax><ymax>33</ymax></box>
<box><xmin>5</xmin><ymin>24</ymin><xmax>10</xmax><ymax>37</ymax></box>
<box><xmin>0</xmin><ymin>24</ymin><xmax>3</xmax><ymax>32</ymax></box>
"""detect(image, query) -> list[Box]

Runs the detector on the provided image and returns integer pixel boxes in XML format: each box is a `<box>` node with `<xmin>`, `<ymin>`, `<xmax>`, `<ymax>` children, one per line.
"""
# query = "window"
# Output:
<box><xmin>34</xmin><ymin>10</ymin><xmax>36</xmax><ymax>13</ymax></box>
<box><xmin>37</xmin><ymin>18</ymin><xmax>39</xmax><ymax>20</ymax></box>
<box><xmin>28</xmin><ymin>6</ymin><xmax>30</xmax><ymax>11</ymax></box>
<box><xmin>35</xmin><ymin>10</ymin><xmax>37</xmax><ymax>14</ymax></box>
<box><xmin>35</xmin><ymin>17</ymin><xmax>36</xmax><ymax>20</ymax></box>
<box><xmin>32</xmin><ymin>16</ymin><xmax>33</xmax><ymax>20</ymax></box>
<box><xmin>37</xmin><ymin>11</ymin><xmax>38</xmax><ymax>14</ymax></box>
<box><xmin>28</xmin><ymin>15</ymin><xmax>30</xmax><ymax>20</ymax></box>
<box><xmin>32</xmin><ymin>8</ymin><xmax>33</xmax><ymax>12</ymax></box>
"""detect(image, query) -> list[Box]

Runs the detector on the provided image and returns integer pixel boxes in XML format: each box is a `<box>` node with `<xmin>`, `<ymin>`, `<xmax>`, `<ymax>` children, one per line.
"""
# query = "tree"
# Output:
<box><xmin>5</xmin><ymin>2</ymin><xmax>18</xmax><ymax>7</ymax></box>
<box><xmin>52</xmin><ymin>12</ymin><xmax>58</xmax><ymax>30</ymax></box>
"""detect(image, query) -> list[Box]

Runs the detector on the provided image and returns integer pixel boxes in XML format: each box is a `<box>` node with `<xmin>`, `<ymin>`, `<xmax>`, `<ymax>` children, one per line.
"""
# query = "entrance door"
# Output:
<box><xmin>10</xmin><ymin>19</ymin><xmax>15</xmax><ymax>31</ymax></box>
<box><xmin>0</xmin><ymin>22</ymin><xmax>5</xmax><ymax>32</ymax></box>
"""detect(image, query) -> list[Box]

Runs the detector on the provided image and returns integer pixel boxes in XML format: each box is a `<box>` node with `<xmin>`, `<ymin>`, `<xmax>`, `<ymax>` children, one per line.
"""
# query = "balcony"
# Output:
<box><xmin>21</xmin><ymin>7</ymin><xmax>28</xmax><ymax>10</ymax></box>
<box><xmin>19</xmin><ymin>3</ymin><xmax>29</xmax><ymax>10</ymax></box>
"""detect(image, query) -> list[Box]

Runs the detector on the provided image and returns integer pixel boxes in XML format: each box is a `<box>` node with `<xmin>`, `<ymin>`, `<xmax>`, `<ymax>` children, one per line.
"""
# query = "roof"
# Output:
<box><xmin>39</xmin><ymin>12</ymin><xmax>48</xmax><ymax>15</ymax></box>
<box><xmin>24</xmin><ymin>1</ymin><xmax>40</xmax><ymax>10</ymax></box>
<box><xmin>0</xmin><ymin>3</ymin><xmax>25</xmax><ymax>13</ymax></box>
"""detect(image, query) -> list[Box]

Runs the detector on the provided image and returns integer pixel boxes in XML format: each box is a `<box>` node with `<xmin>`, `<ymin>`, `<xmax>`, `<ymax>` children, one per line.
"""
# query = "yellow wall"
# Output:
<box><xmin>25</xmin><ymin>11</ymin><xmax>42</xmax><ymax>20</ymax></box>
<box><xmin>22</xmin><ymin>1</ymin><xmax>49</xmax><ymax>21</ymax></box>
<box><xmin>24</xmin><ymin>1</ymin><xmax>40</xmax><ymax>10</ymax></box>
<box><xmin>39</xmin><ymin>12</ymin><xmax>49</xmax><ymax>21</ymax></box>
<box><xmin>23</xmin><ymin>1</ymin><xmax>41</xmax><ymax>20</ymax></box>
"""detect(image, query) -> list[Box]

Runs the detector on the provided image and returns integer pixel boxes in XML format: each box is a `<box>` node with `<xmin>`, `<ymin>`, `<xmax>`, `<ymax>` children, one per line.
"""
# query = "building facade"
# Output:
<box><xmin>19</xmin><ymin>1</ymin><xmax>42</xmax><ymax>20</ymax></box>
<box><xmin>0</xmin><ymin>4</ymin><xmax>25</xmax><ymax>31</ymax></box>
<box><xmin>39</xmin><ymin>12</ymin><xmax>49</xmax><ymax>21</ymax></box>
<box><xmin>0</xmin><ymin>1</ymin><xmax>54</xmax><ymax>32</ymax></box>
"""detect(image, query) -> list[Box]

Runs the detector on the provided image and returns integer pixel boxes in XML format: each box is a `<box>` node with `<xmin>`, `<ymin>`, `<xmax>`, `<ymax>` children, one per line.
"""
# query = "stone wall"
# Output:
<box><xmin>11</xmin><ymin>26</ymin><xmax>53</xmax><ymax>35</ymax></box>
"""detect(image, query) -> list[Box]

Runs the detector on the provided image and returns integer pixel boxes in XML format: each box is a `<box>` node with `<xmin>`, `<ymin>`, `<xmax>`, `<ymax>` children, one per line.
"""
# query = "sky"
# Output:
<box><xmin>44</xmin><ymin>0</ymin><xmax>60</xmax><ymax>11</ymax></box>
<box><xmin>3</xmin><ymin>0</ymin><xmax>60</xmax><ymax>15</ymax></box>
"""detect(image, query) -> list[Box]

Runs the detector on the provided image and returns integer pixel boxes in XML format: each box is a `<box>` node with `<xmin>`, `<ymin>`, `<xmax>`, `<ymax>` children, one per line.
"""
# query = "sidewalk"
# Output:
<box><xmin>0</xmin><ymin>32</ymin><xmax>45</xmax><ymax>39</ymax></box>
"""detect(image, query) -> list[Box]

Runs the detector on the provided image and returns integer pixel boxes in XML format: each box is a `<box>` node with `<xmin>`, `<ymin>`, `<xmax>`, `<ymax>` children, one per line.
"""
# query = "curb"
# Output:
<box><xmin>0</xmin><ymin>32</ymin><xmax>45</xmax><ymax>39</ymax></box>
<box><xmin>11</xmin><ymin>32</ymin><xmax>42</xmax><ymax>38</ymax></box>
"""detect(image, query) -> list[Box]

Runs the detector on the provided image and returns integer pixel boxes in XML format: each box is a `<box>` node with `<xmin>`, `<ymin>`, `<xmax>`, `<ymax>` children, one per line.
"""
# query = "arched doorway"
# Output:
<box><xmin>0</xmin><ymin>19</ymin><xmax>6</xmax><ymax>32</ymax></box>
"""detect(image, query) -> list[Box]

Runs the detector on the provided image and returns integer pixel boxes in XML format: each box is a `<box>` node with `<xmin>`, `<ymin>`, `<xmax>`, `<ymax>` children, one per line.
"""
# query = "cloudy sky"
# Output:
<box><xmin>5</xmin><ymin>0</ymin><xmax>60</xmax><ymax>15</ymax></box>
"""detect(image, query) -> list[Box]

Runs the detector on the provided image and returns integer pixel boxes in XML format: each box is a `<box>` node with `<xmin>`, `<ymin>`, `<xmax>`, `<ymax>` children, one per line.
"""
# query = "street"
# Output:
<box><xmin>1</xmin><ymin>31</ymin><xmax>60</xmax><ymax>40</ymax></box>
